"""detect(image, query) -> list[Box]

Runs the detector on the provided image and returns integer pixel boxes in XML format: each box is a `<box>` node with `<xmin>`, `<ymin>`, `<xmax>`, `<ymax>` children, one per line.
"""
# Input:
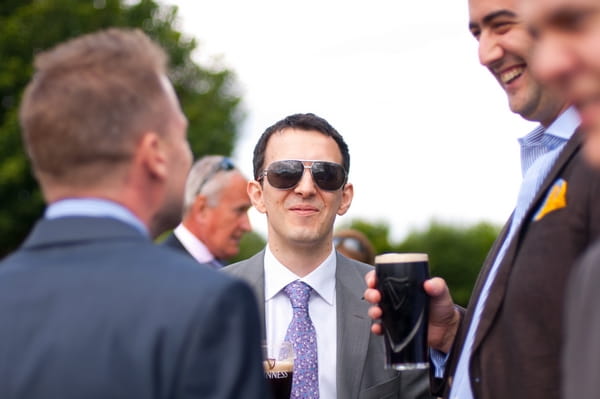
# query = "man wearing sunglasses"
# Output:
<box><xmin>224</xmin><ymin>113</ymin><xmax>431</xmax><ymax>399</ymax></box>
<box><xmin>162</xmin><ymin>155</ymin><xmax>252</xmax><ymax>268</ymax></box>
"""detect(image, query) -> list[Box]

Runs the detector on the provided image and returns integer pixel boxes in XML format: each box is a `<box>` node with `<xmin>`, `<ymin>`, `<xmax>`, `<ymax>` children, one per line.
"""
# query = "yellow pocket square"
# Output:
<box><xmin>534</xmin><ymin>178</ymin><xmax>567</xmax><ymax>221</ymax></box>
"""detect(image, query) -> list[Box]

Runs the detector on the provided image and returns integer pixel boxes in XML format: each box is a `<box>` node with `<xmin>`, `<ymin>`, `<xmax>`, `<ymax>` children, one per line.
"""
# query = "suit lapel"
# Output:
<box><xmin>471</xmin><ymin>131</ymin><xmax>583</xmax><ymax>351</ymax></box>
<box><xmin>239</xmin><ymin>252</ymin><xmax>267</xmax><ymax>339</ymax></box>
<box><xmin>335</xmin><ymin>253</ymin><xmax>371</xmax><ymax>399</ymax></box>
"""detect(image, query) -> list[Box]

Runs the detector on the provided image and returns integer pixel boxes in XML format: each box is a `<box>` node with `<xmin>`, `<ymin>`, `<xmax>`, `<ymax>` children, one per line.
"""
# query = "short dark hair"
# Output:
<box><xmin>252</xmin><ymin>113</ymin><xmax>350</xmax><ymax>180</ymax></box>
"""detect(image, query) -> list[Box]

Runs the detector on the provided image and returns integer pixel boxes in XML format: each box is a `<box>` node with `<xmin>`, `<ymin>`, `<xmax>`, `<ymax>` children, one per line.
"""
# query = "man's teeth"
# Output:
<box><xmin>500</xmin><ymin>67</ymin><xmax>525</xmax><ymax>84</ymax></box>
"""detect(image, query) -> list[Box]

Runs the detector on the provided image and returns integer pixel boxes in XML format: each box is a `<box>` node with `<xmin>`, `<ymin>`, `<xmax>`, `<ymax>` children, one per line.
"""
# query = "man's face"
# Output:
<box><xmin>248</xmin><ymin>128</ymin><xmax>353</xmax><ymax>250</ymax></box>
<box><xmin>201</xmin><ymin>173</ymin><xmax>252</xmax><ymax>260</ymax></box>
<box><xmin>468</xmin><ymin>0</ymin><xmax>565</xmax><ymax>126</ymax></box>
<box><xmin>152</xmin><ymin>76</ymin><xmax>192</xmax><ymax>237</ymax></box>
<box><xmin>522</xmin><ymin>0</ymin><xmax>600</xmax><ymax>166</ymax></box>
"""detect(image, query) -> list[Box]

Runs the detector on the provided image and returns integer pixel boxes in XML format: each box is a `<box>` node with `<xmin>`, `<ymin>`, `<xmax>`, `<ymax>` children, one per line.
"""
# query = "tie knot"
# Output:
<box><xmin>284</xmin><ymin>280</ymin><xmax>312</xmax><ymax>309</ymax></box>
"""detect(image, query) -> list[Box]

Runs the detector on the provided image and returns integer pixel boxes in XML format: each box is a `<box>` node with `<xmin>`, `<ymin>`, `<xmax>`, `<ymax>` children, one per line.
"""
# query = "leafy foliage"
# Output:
<box><xmin>230</xmin><ymin>231</ymin><xmax>266</xmax><ymax>264</ymax></box>
<box><xmin>0</xmin><ymin>0</ymin><xmax>242</xmax><ymax>257</ymax></box>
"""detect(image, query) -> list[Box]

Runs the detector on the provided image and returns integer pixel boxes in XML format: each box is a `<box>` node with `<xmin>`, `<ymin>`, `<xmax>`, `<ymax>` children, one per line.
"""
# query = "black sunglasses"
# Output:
<box><xmin>258</xmin><ymin>159</ymin><xmax>347</xmax><ymax>191</ymax></box>
<box><xmin>196</xmin><ymin>157</ymin><xmax>235</xmax><ymax>194</ymax></box>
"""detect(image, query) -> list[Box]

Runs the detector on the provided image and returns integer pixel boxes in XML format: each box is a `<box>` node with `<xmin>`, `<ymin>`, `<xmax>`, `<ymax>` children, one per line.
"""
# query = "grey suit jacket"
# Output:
<box><xmin>224</xmin><ymin>250</ymin><xmax>432</xmax><ymax>399</ymax></box>
<box><xmin>562</xmin><ymin>240</ymin><xmax>600</xmax><ymax>399</ymax></box>
<box><xmin>0</xmin><ymin>216</ymin><xmax>267</xmax><ymax>399</ymax></box>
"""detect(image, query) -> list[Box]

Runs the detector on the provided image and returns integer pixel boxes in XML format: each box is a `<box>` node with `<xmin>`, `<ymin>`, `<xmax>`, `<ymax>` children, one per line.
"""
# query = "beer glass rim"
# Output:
<box><xmin>375</xmin><ymin>253</ymin><xmax>428</xmax><ymax>263</ymax></box>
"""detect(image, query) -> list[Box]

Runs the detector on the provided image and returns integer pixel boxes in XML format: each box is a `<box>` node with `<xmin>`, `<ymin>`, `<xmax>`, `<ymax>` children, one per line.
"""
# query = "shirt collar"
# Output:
<box><xmin>519</xmin><ymin>106</ymin><xmax>580</xmax><ymax>145</ymax></box>
<box><xmin>545</xmin><ymin>106</ymin><xmax>580</xmax><ymax>140</ymax></box>
<box><xmin>173</xmin><ymin>224</ymin><xmax>215</xmax><ymax>263</ymax></box>
<box><xmin>44</xmin><ymin>198</ymin><xmax>148</xmax><ymax>236</ymax></box>
<box><xmin>264</xmin><ymin>245</ymin><xmax>336</xmax><ymax>305</ymax></box>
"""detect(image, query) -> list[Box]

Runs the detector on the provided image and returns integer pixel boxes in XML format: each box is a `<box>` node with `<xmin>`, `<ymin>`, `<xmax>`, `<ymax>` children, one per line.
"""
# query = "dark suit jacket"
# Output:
<box><xmin>224</xmin><ymin>250</ymin><xmax>432</xmax><ymax>399</ymax></box>
<box><xmin>161</xmin><ymin>231</ymin><xmax>190</xmax><ymax>254</ymax></box>
<box><xmin>433</xmin><ymin>131</ymin><xmax>600</xmax><ymax>399</ymax></box>
<box><xmin>0</xmin><ymin>216</ymin><xmax>267</xmax><ymax>399</ymax></box>
<box><xmin>161</xmin><ymin>232</ymin><xmax>221</xmax><ymax>268</ymax></box>
<box><xmin>562</xmin><ymin>240</ymin><xmax>600</xmax><ymax>398</ymax></box>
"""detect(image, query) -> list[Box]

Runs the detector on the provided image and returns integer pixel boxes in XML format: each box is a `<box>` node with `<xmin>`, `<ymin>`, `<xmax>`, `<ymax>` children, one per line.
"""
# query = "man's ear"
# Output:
<box><xmin>191</xmin><ymin>194</ymin><xmax>208</xmax><ymax>221</ymax></box>
<box><xmin>247</xmin><ymin>180</ymin><xmax>267</xmax><ymax>214</ymax></box>
<box><xmin>138</xmin><ymin>132</ymin><xmax>167</xmax><ymax>180</ymax></box>
<box><xmin>337</xmin><ymin>182</ymin><xmax>354</xmax><ymax>216</ymax></box>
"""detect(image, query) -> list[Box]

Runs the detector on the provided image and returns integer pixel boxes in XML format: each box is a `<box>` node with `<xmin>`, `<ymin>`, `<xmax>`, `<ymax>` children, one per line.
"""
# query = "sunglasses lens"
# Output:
<box><xmin>266</xmin><ymin>160</ymin><xmax>304</xmax><ymax>189</ymax></box>
<box><xmin>312</xmin><ymin>162</ymin><xmax>346</xmax><ymax>190</ymax></box>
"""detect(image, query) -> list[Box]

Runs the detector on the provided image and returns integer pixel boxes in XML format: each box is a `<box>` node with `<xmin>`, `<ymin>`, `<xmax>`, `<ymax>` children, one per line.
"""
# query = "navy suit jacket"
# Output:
<box><xmin>0</xmin><ymin>216</ymin><xmax>267</xmax><ymax>399</ymax></box>
<box><xmin>161</xmin><ymin>231</ymin><xmax>190</xmax><ymax>254</ymax></box>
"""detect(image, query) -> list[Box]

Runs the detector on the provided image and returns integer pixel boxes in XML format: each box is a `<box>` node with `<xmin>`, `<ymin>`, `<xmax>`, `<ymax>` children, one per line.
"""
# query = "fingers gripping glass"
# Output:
<box><xmin>196</xmin><ymin>157</ymin><xmax>235</xmax><ymax>194</ymax></box>
<box><xmin>259</xmin><ymin>160</ymin><xmax>347</xmax><ymax>191</ymax></box>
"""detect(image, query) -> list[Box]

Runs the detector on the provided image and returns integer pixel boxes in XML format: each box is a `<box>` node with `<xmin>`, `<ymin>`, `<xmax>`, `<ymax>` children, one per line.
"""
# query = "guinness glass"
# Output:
<box><xmin>376</xmin><ymin>253</ymin><xmax>430</xmax><ymax>370</ymax></box>
<box><xmin>263</xmin><ymin>341</ymin><xmax>295</xmax><ymax>399</ymax></box>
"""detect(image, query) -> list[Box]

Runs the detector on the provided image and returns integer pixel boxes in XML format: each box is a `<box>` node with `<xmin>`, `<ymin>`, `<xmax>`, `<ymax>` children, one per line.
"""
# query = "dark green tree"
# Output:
<box><xmin>344</xmin><ymin>218</ymin><xmax>395</xmax><ymax>253</ymax></box>
<box><xmin>0</xmin><ymin>0</ymin><xmax>242</xmax><ymax>257</ymax></box>
<box><xmin>230</xmin><ymin>231</ymin><xmax>266</xmax><ymax>264</ymax></box>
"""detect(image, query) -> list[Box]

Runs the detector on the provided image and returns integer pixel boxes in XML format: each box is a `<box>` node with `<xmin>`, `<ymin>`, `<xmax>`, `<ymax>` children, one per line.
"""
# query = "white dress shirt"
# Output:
<box><xmin>264</xmin><ymin>245</ymin><xmax>337</xmax><ymax>399</ymax></box>
<box><xmin>173</xmin><ymin>224</ymin><xmax>217</xmax><ymax>264</ymax></box>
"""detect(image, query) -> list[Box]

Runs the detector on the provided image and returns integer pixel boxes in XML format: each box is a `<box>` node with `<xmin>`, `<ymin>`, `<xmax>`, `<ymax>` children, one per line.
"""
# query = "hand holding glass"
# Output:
<box><xmin>375</xmin><ymin>253</ymin><xmax>430</xmax><ymax>370</ymax></box>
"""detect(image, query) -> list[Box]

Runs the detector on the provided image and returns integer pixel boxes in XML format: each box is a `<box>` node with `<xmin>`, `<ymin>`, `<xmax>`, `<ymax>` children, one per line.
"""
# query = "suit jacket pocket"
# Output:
<box><xmin>359</xmin><ymin>374</ymin><xmax>403</xmax><ymax>399</ymax></box>
<box><xmin>359</xmin><ymin>369</ymin><xmax>433</xmax><ymax>399</ymax></box>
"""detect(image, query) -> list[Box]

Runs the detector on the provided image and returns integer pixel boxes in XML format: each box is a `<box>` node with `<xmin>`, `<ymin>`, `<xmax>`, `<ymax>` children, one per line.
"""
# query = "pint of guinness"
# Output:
<box><xmin>263</xmin><ymin>341</ymin><xmax>295</xmax><ymax>399</ymax></box>
<box><xmin>264</xmin><ymin>359</ymin><xmax>293</xmax><ymax>399</ymax></box>
<box><xmin>375</xmin><ymin>253</ymin><xmax>430</xmax><ymax>370</ymax></box>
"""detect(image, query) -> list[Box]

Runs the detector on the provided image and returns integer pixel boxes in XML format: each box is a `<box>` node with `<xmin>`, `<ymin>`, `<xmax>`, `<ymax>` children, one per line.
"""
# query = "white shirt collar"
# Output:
<box><xmin>264</xmin><ymin>244</ymin><xmax>336</xmax><ymax>305</ymax></box>
<box><xmin>173</xmin><ymin>224</ymin><xmax>215</xmax><ymax>263</ymax></box>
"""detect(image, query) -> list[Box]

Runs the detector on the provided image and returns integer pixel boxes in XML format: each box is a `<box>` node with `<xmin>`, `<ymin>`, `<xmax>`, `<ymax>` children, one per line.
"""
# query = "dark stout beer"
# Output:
<box><xmin>264</xmin><ymin>359</ymin><xmax>293</xmax><ymax>399</ymax></box>
<box><xmin>376</xmin><ymin>253</ymin><xmax>430</xmax><ymax>370</ymax></box>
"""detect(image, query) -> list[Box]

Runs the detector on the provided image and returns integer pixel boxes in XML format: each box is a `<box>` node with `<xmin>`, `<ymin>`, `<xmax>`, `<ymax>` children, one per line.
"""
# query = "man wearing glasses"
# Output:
<box><xmin>162</xmin><ymin>155</ymin><xmax>252</xmax><ymax>268</ymax></box>
<box><xmin>224</xmin><ymin>113</ymin><xmax>431</xmax><ymax>399</ymax></box>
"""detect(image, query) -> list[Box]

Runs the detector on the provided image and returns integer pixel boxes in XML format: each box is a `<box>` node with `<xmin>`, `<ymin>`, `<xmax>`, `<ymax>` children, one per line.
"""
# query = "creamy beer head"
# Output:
<box><xmin>375</xmin><ymin>253</ymin><xmax>428</xmax><ymax>264</ymax></box>
<box><xmin>263</xmin><ymin>359</ymin><xmax>293</xmax><ymax>373</ymax></box>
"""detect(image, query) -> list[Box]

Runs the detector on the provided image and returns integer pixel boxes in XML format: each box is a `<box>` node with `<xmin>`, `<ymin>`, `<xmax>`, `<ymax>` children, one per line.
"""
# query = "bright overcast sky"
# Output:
<box><xmin>164</xmin><ymin>0</ymin><xmax>537</xmax><ymax>241</ymax></box>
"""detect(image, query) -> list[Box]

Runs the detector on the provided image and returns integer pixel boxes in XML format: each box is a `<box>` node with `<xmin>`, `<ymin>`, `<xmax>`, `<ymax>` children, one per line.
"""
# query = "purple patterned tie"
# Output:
<box><xmin>284</xmin><ymin>280</ymin><xmax>319</xmax><ymax>398</ymax></box>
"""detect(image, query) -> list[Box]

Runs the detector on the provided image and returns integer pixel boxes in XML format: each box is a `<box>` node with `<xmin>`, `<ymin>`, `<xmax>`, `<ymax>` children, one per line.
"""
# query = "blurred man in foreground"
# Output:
<box><xmin>521</xmin><ymin>1</ymin><xmax>600</xmax><ymax>397</ymax></box>
<box><xmin>0</xmin><ymin>28</ymin><xmax>266</xmax><ymax>398</ymax></box>
<box><xmin>162</xmin><ymin>155</ymin><xmax>252</xmax><ymax>267</ymax></box>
